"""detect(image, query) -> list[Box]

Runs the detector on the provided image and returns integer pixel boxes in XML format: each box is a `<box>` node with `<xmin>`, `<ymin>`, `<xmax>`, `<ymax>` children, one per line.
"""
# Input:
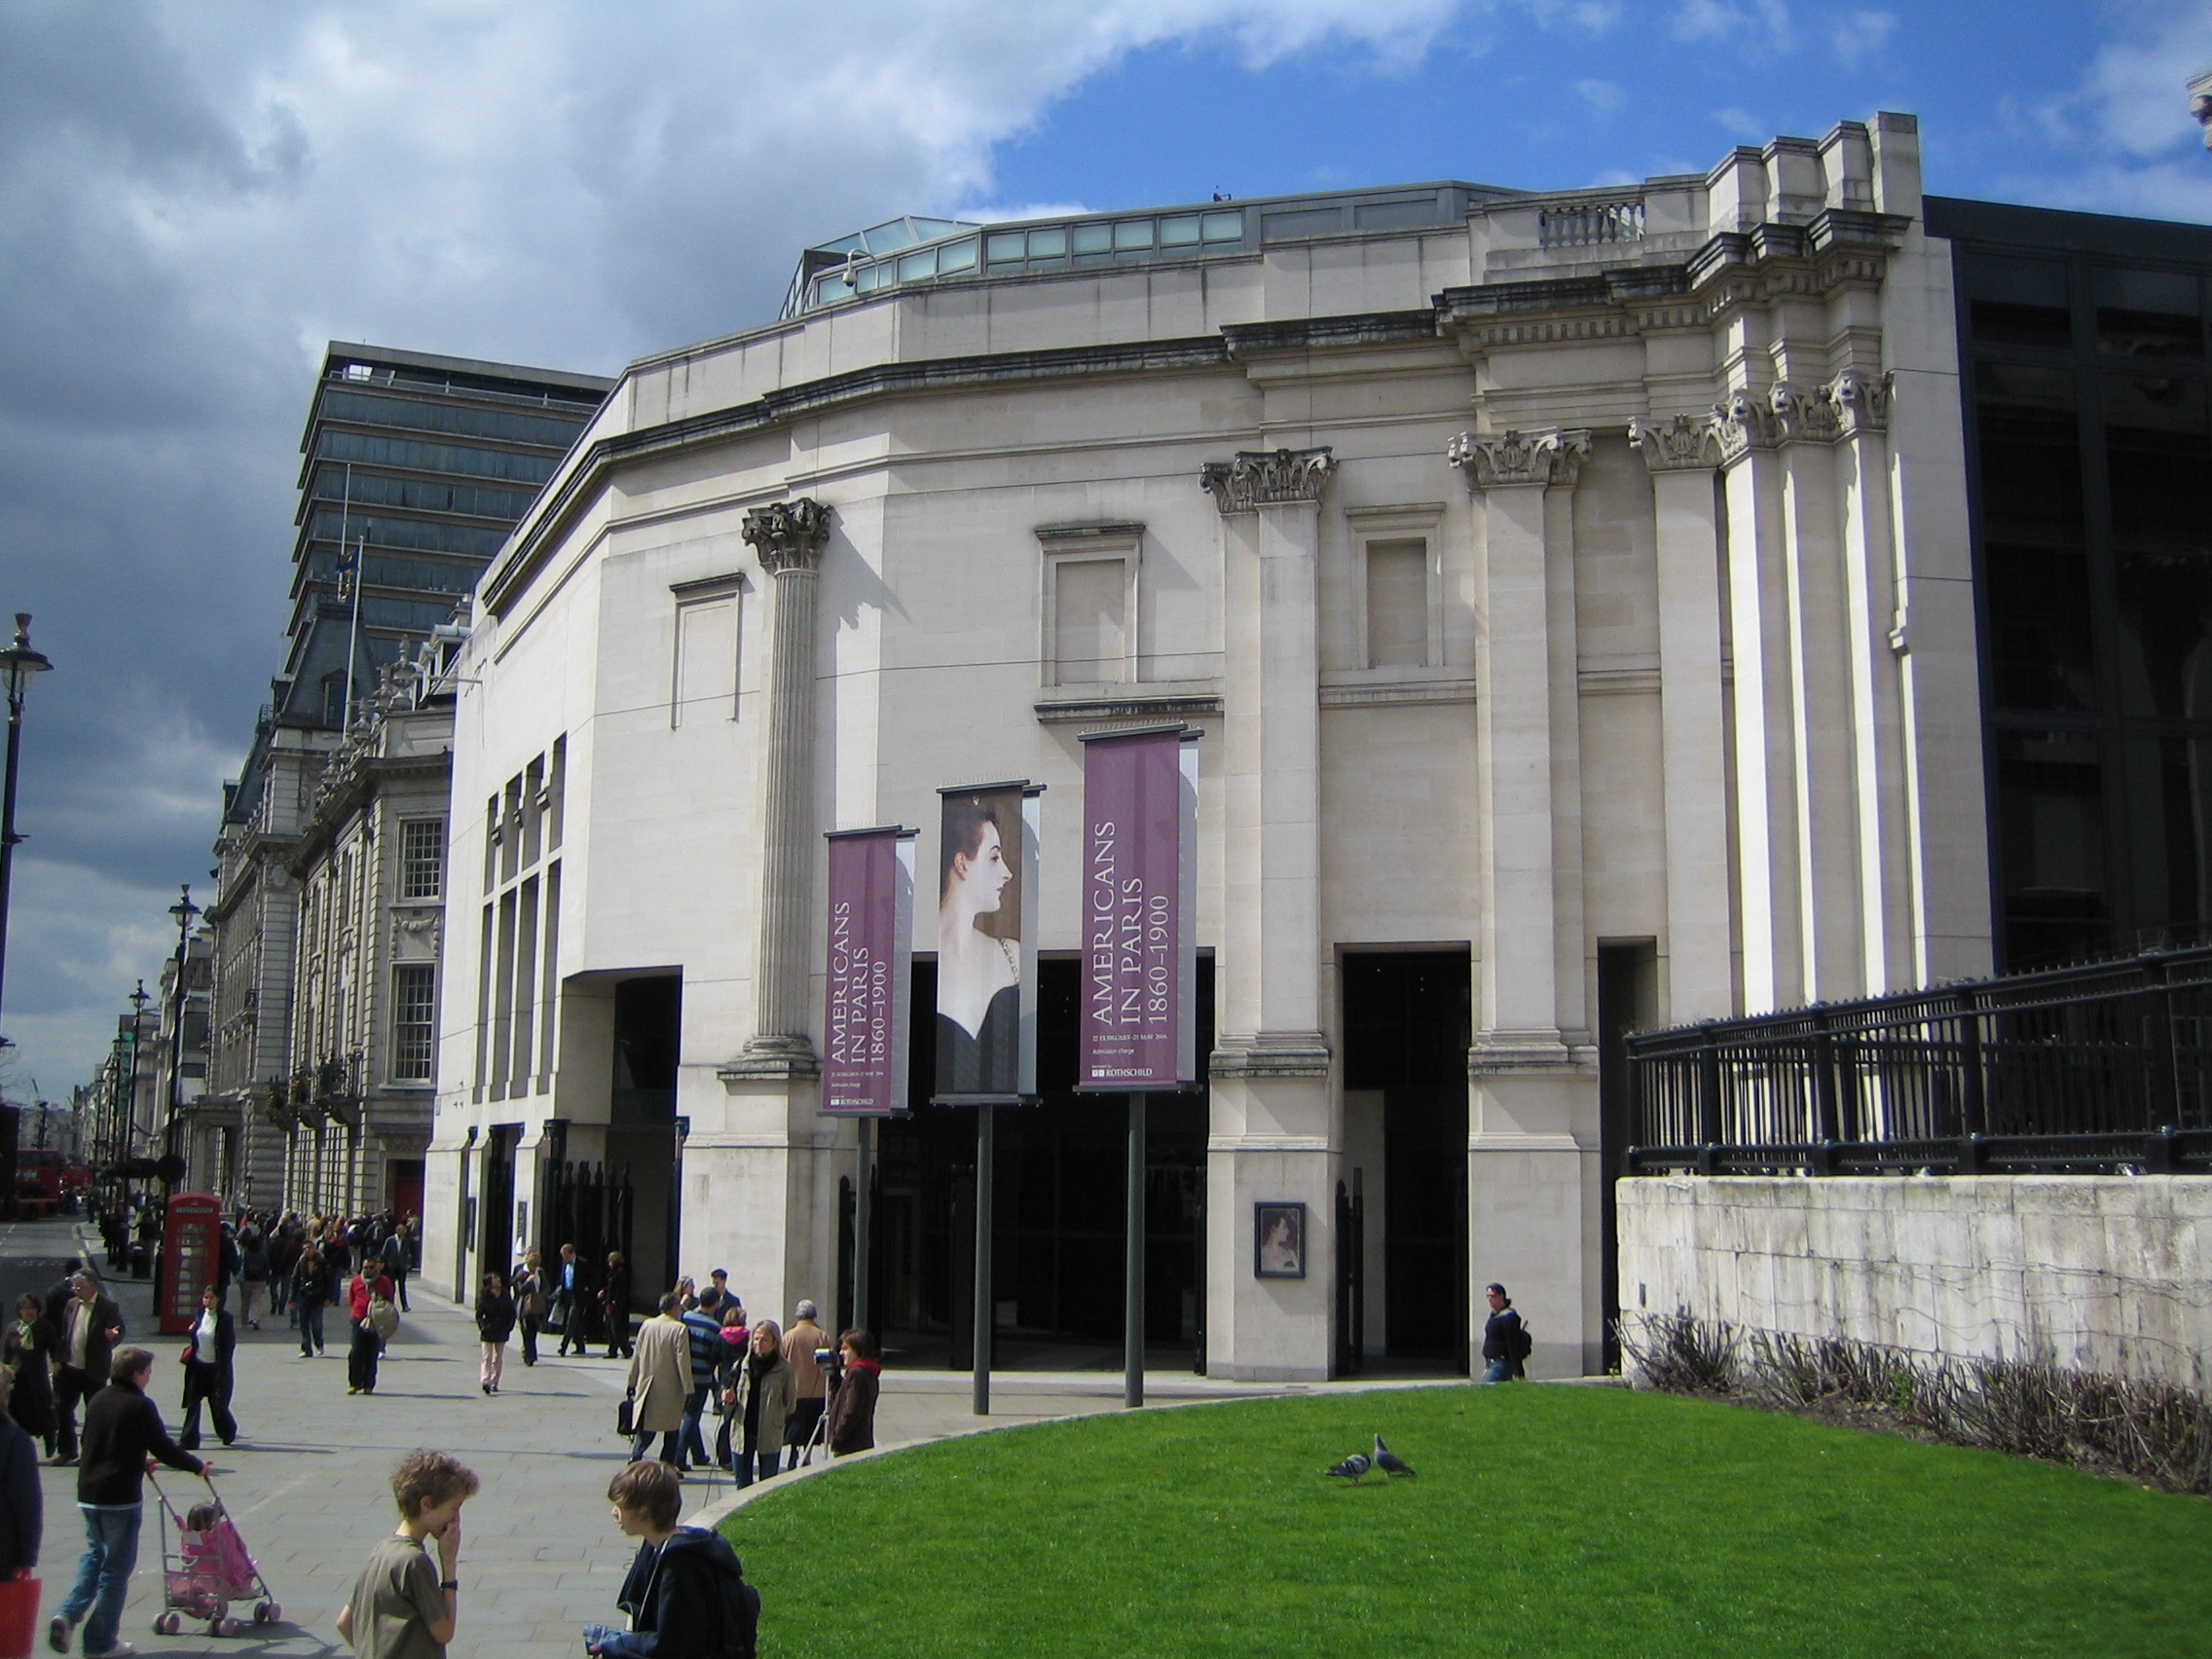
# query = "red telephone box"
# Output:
<box><xmin>158</xmin><ymin>1193</ymin><xmax>222</xmax><ymax>1335</ymax></box>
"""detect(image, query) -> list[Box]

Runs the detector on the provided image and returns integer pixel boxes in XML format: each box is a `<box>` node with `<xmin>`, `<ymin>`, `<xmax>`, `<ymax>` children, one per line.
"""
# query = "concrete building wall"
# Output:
<box><xmin>1619</xmin><ymin>1173</ymin><xmax>2212</xmax><ymax>1391</ymax></box>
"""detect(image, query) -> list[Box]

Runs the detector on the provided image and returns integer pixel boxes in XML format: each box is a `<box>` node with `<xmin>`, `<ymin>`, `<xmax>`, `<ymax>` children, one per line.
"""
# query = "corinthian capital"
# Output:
<box><xmin>1446</xmin><ymin>427</ymin><xmax>1593</xmax><ymax>490</ymax></box>
<box><xmin>742</xmin><ymin>497</ymin><xmax>832</xmax><ymax>574</ymax></box>
<box><xmin>1825</xmin><ymin>368</ymin><xmax>1894</xmax><ymax>439</ymax></box>
<box><xmin>1767</xmin><ymin>382</ymin><xmax>1843</xmax><ymax>446</ymax></box>
<box><xmin>1199</xmin><ymin>447</ymin><xmax>1337</xmax><ymax>514</ymax></box>
<box><xmin>1628</xmin><ymin>413</ymin><xmax>1723</xmax><ymax>473</ymax></box>
<box><xmin>1711</xmin><ymin>387</ymin><xmax>1779</xmax><ymax>463</ymax></box>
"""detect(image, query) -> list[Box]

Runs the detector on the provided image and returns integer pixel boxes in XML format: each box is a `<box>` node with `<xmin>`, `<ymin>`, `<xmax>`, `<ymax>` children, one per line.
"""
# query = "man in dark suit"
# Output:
<box><xmin>50</xmin><ymin>1272</ymin><xmax>124</xmax><ymax>1466</ymax></box>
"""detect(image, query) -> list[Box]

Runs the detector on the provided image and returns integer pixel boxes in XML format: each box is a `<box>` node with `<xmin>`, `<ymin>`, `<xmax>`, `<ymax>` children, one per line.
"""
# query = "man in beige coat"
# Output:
<box><xmin>625</xmin><ymin>1293</ymin><xmax>690</xmax><ymax>1466</ymax></box>
<box><xmin>781</xmin><ymin>1300</ymin><xmax>830</xmax><ymax>1469</ymax></box>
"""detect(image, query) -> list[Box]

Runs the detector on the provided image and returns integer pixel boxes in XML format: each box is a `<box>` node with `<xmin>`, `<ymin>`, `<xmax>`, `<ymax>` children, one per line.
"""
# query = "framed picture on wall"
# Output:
<box><xmin>1254</xmin><ymin>1201</ymin><xmax>1306</xmax><ymax>1278</ymax></box>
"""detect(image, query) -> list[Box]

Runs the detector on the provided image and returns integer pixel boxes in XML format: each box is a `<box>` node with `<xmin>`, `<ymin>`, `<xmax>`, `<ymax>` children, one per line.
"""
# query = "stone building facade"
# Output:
<box><xmin>280</xmin><ymin>668</ymin><xmax>454</xmax><ymax>1220</ymax></box>
<box><xmin>428</xmin><ymin>112</ymin><xmax>1989</xmax><ymax>1379</ymax></box>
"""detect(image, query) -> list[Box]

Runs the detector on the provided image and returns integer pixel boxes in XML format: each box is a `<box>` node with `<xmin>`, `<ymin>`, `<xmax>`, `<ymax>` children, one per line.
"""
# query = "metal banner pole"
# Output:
<box><xmin>1124</xmin><ymin>1091</ymin><xmax>1145</xmax><ymax>1408</ymax></box>
<box><xmin>854</xmin><ymin>1117</ymin><xmax>874</xmax><ymax>1336</ymax></box>
<box><xmin>973</xmin><ymin>1103</ymin><xmax>993</xmax><ymax>1416</ymax></box>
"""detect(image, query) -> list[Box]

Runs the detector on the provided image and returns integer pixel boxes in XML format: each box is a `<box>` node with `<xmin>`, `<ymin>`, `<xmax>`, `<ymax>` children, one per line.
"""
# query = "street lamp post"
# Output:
<box><xmin>162</xmin><ymin>886</ymin><xmax>200</xmax><ymax>1198</ymax></box>
<box><xmin>0</xmin><ymin>613</ymin><xmax>53</xmax><ymax>1041</ymax></box>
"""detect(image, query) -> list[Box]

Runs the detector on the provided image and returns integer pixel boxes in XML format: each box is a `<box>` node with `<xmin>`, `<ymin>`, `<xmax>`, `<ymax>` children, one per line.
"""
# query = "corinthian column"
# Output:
<box><xmin>1200</xmin><ymin>446</ymin><xmax>1335</xmax><ymax>1381</ymax></box>
<box><xmin>734</xmin><ymin>497</ymin><xmax>832</xmax><ymax>1074</ymax></box>
<box><xmin>1629</xmin><ymin>413</ymin><xmax>1734</xmax><ymax>1020</ymax></box>
<box><xmin>1449</xmin><ymin>424</ymin><xmax>1594</xmax><ymax>1380</ymax></box>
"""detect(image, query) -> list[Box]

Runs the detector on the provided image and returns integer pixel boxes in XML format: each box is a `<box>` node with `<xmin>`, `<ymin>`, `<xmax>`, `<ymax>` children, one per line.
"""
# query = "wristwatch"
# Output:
<box><xmin>440</xmin><ymin>1580</ymin><xmax>459</xmax><ymax>1591</ymax></box>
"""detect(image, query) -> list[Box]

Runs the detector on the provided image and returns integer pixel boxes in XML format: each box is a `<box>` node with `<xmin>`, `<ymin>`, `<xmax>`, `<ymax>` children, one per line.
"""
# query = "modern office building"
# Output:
<box><xmin>201</xmin><ymin>345</ymin><xmax>611</xmax><ymax>1216</ymax></box>
<box><xmin>425</xmin><ymin>112</ymin><xmax>2028</xmax><ymax>1381</ymax></box>
<box><xmin>1926</xmin><ymin>199</ymin><xmax>2212</xmax><ymax>970</ymax></box>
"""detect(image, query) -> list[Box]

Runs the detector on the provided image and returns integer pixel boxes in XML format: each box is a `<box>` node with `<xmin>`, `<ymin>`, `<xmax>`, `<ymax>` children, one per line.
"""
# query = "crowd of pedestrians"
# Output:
<box><xmin>2</xmin><ymin>1203</ymin><xmax>888</xmax><ymax>1659</ymax></box>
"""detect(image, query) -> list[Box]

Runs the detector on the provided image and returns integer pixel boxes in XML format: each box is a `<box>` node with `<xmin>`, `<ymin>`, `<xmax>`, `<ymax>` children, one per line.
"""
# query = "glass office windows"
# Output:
<box><xmin>1027</xmin><ymin>226</ymin><xmax>1067</xmax><ymax>260</ymax></box>
<box><xmin>1201</xmin><ymin>210</ymin><xmax>1243</xmax><ymax>242</ymax></box>
<box><xmin>2095</xmin><ymin>267</ymin><xmax>2203</xmax><ymax>360</ymax></box>
<box><xmin>1987</xmin><ymin>543</ymin><xmax>2095</xmax><ymax>712</ymax></box>
<box><xmin>1974</xmin><ymin>362</ymin><xmax>2083</xmax><ymax>539</ymax></box>
<box><xmin>1963</xmin><ymin>252</ymin><xmax>2072</xmax><ymax>349</ymax></box>
<box><xmin>938</xmin><ymin>238</ymin><xmax>977</xmax><ymax>276</ymax></box>
<box><xmin>2104</xmin><ymin>373</ymin><xmax>2210</xmax><ymax>551</ymax></box>
<box><xmin>319</xmin><ymin>388</ymin><xmax>587</xmax><ymax>450</ymax></box>
<box><xmin>1995</xmin><ymin>727</ymin><xmax>2109</xmax><ymax>967</ymax></box>
<box><xmin>1161</xmin><ymin>214</ymin><xmax>1202</xmax><ymax>247</ymax></box>
<box><xmin>2131</xmin><ymin>734</ymin><xmax>2212</xmax><ymax>940</ymax></box>
<box><xmin>1114</xmin><ymin>218</ymin><xmax>1154</xmax><ymax>252</ymax></box>
<box><xmin>315</xmin><ymin>430</ymin><xmax>561</xmax><ymax>486</ymax></box>
<box><xmin>392</xmin><ymin>963</ymin><xmax>436</xmax><ymax>1083</ymax></box>
<box><xmin>1072</xmin><ymin>222</ymin><xmax>1113</xmax><ymax>258</ymax></box>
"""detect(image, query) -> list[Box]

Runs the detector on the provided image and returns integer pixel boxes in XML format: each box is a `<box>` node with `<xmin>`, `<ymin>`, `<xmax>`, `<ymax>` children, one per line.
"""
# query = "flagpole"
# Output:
<box><xmin>343</xmin><ymin>525</ymin><xmax>365</xmax><ymax>730</ymax></box>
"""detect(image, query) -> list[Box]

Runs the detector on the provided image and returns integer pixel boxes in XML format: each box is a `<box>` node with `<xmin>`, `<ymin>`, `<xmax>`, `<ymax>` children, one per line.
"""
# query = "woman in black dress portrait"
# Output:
<box><xmin>937</xmin><ymin>798</ymin><xmax>1020</xmax><ymax>1094</ymax></box>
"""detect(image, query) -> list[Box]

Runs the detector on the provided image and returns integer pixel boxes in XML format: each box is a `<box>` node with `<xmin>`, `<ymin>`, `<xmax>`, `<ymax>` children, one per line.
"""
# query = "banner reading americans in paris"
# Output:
<box><xmin>820</xmin><ymin>827</ymin><xmax>917</xmax><ymax>1115</ymax></box>
<box><xmin>1079</xmin><ymin>725</ymin><xmax>1198</xmax><ymax>1090</ymax></box>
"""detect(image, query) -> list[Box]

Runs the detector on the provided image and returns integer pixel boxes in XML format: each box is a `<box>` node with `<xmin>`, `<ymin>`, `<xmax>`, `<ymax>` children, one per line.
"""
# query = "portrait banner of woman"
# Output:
<box><xmin>934</xmin><ymin>782</ymin><xmax>1042</xmax><ymax>1101</ymax></box>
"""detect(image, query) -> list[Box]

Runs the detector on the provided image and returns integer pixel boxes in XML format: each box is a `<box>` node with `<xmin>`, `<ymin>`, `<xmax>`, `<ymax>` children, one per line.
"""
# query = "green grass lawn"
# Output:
<box><xmin>722</xmin><ymin>1383</ymin><xmax>2212</xmax><ymax>1657</ymax></box>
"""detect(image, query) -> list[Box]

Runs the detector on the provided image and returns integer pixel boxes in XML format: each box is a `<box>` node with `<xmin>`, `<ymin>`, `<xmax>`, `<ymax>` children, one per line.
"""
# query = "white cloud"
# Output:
<box><xmin>1576</xmin><ymin>79</ymin><xmax>1625</xmax><ymax>114</ymax></box>
<box><xmin>1829</xmin><ymin>10</ymin><xmax>1897</xmax><ymax>68</ymax></box>
<box><xmin>1672</xmin><ymin>0</ymin><xmax>1790</xmax><ymax>50</ymax></box>
<box><xmin>1714</xmin><ymin>107</ymin><xmax>1768</xmax><ymax>141</ymax></box>
<box><xmin>0</xmin><ymin>1</ymin><xmax>1490</xmax><ymax>1091</ymax></box>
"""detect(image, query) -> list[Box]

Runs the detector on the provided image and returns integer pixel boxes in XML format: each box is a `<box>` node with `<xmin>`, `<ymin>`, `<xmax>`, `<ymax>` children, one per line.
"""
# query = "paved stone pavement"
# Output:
<box><xmin>7</xmin><ymin>1215</ymin><xmax>1433</xmax><ymax>1657</ymax></box>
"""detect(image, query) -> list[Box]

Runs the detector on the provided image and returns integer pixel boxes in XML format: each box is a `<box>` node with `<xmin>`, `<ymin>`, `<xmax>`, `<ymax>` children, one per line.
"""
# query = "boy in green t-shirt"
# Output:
<box><xmin>337</xmin><ymin>1450</ymin><xmax>479</xmax><ymax>1659</ymax></box>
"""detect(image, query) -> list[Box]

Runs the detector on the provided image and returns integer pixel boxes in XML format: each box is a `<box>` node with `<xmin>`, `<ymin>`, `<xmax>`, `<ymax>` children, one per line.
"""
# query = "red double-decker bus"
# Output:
<box><xmin>16</xmin><ymin>1147</ymin><xmax>90</xmax><ymax>1218</ymax></box>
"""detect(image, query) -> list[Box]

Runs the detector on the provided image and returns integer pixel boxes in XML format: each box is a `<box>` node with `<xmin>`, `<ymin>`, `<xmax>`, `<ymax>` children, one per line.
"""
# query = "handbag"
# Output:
<box><xmin>616</xmin><ymin>1393</ymin><xmax>635</xmax><ymax>1437</ymax></box>
<box><xmin>0</xmin><ymin>1573</ymin><xmax>40</xmax><ymax>1659</ymax></box>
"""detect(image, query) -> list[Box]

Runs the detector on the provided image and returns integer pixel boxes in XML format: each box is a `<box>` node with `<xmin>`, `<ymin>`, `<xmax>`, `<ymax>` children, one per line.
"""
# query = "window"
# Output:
<box><xmin>1365</xmin><ymin>539</ymin><xmax>1430</xmax><ymax>667</ymax></box>
<box><xmin>1039</xmin><ymin>525</ymin><xmax>1141</xmax><ymax>686</ymax></box>
<box><xmin>1346</xmin><ymin>505</ymin><xmax>1445</xmax><ymax>675</ymax></box>
<box><xmin>399</xmin><ymin>819</ymin><xmax>444</xmax><ymax>901</ymax></box>
<box><xmin>671</xmin><ymin>580</ymin><xmax>742</xmax><ymax>724</ymax></box>
<box><xmin>392</xmin><ymin>963</ymin><xmax>436</xmax><ymax>1082</ymax></box>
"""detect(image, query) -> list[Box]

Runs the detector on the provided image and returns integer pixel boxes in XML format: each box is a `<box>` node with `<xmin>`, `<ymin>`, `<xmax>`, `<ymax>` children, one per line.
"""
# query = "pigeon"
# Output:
<box><xmin>1373</xmin><ymin>1434</ymin><xmax>1417</xmax><ymax>1479</ymax></box>
<box><xmin>1324</xmin><ymin>1453</ymin><xmax>1372</xmax><ymax>1483</ymax></box>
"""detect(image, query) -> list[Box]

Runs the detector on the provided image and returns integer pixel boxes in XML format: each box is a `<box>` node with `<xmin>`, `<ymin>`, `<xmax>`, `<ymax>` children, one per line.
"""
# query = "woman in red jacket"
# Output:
<box><xmin>346</xmin><ymin>1262</ymin><xmax>395</xmax><ymax>1396</ymax></box>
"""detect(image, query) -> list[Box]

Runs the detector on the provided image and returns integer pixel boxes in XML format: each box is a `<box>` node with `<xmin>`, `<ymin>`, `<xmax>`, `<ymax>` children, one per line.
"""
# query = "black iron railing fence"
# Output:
<box><xmin>1626</xmin><ymin>947</ymin><xmax>2212</xmax><ymax>1176</ymax></box>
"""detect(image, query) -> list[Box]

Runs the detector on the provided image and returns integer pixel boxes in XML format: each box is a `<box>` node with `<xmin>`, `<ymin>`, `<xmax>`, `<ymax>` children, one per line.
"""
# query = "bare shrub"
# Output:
<box><xmin>1622</xmin><ymin>1314</ymin><xmax>2212</xmax><ymax>1496</ymax></box>
<box><xmin>1616</xmin><ymin>1309</ymin><xmax>1740</xmax><ymax>1395</ymax></box>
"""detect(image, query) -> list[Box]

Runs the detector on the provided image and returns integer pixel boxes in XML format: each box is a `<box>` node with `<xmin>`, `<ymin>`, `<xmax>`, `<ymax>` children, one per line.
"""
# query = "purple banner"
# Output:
<box><xmin>1079</xmin><ymin>726</ymin><xmax>1198</xmax><ymax>1089</ymax></box>
<box><xmin>821</xmin><ymin>827</ymin><xmax>917</xmax><ymax>1115</ymax></box>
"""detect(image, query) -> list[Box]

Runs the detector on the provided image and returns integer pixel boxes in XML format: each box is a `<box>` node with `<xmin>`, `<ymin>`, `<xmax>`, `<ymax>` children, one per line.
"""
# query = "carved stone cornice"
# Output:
<box><xmin>741</xmin><ymin>498</ymin><xmax>832</xmax><ymax>574</ymax></box>
<box><xmin>1826</xmin><ymin>368</ymin><xmax>1894</xmax><ymax>438</ymax></box>
<box><xmin>1199</xmin><ymin>448</ymin><xmax>1337</xmax><ymax>515</ymax></box>
<box><xmin>1209</xmin><ymin>1032</ymin><xmax>1332</xmax><ymax>1079</ymax></box>
<box><xmin>1628</xmin><ymin>413</ymin><xmax>1724</xmax><ymax>473</ymax></box>
<box><xmin>1446</xmin><ymin>427</ymin><xmax>1594</xmax><ymax>490</ymax></box>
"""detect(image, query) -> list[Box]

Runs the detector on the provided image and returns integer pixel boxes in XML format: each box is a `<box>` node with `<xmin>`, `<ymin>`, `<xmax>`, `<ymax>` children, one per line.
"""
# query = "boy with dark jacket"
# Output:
<box><xmin>585</xmin><ymin>1460</ymin><xmax>754</xmax><ymax>1659</ymax></box>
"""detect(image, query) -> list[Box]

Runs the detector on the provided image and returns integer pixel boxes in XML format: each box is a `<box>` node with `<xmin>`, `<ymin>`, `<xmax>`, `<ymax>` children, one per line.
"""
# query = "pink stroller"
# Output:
<box><xmin>147</xmin><ymin>1472</ymin><xmax>281</xmax><ymax>1637</ymax></box>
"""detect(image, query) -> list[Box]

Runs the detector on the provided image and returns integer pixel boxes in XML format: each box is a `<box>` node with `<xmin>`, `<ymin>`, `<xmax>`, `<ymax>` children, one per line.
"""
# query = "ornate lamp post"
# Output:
<box><xmin>161</xmin><ymin>886</ymin><xmax>200</xmax><ymax>1196</ymax></box>
<box><xmin>0</xmin><ymin>614</ymin><xmax>53</xmax><ymax>1042</ymax></box>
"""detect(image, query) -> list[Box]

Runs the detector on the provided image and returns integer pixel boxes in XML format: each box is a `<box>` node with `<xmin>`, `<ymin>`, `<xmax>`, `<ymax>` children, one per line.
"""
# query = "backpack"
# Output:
<box><xmin>1509</xmin><ymin>1314</ymin><xmax>1533</xmax><ymax>1364</ymax></box>
<box><xmin>718</xmin><ymin>1564</ymin><xmax>759</xmax><ymax>1659</ymax></box>
<box><xmin>367</xmin><ymin>1290</ymin><xmax>400</xmax><ymax>1340</ymax></box>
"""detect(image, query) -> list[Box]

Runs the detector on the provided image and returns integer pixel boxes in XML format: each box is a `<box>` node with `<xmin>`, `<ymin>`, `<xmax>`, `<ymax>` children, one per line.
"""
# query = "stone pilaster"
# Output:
<box><xmin>1628</xmin><ymin>413</ymin><xmax>1736</xmax><ymax>1021</ymax></box>
<box><xmin>1825</xmin><ymin>370</ymin><xmax>1915</xmax><ymax>993</ymax></box>
<box><xmin>1449</xmin><ymin>426</ymin><xmax>1599</xmax><ymax>1378</ymax></box>
<box><xmin>1713</xmin><ymin>388</ymin><xmax>1805</xmax><ymax>1013</ymax></box>
<box><xmin>1202</xmin><ymin>447</ymin><xmax>1336</xmax><ymax>1380</ymax></box>
<box><xmin>730</xmin><ymin>498</ymin><xmax>832</xmax><ymax>1077</ymax></box>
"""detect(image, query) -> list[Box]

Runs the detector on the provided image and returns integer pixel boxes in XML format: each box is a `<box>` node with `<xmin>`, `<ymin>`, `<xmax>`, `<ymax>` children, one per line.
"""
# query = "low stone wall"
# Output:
<box><xmin>1617</xmin><ymin>1175</ymin><xmax>2211</xmax><ymax>1392</ymax></box>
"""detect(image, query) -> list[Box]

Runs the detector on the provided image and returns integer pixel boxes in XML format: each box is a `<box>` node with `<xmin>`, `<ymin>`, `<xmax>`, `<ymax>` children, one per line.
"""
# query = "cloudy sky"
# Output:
<box><xmin>0</xmin><ymin>0</ymin><xmax>2206</xmax><ymax>1097</ymax></box>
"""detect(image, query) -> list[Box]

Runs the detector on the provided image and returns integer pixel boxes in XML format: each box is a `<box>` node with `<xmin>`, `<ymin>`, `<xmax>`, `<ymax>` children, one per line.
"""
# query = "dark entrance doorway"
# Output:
<box><xmin>606</xmin><ymin>975</ymin><xmax>680</xmax><ymax>1316</ymax></box>
<box><xmin>872</xmin><ymin>956</ymin><xmax>1211</xmax><ymax>1369</ymax></box>
<box><xmin>1342</xmin><ymin>951</ymin><xmax>1470</xmax><ymax>1371</ymax></box>
<box><xmin>478</xmin><ymin>1125</ymin><xmax>519</xmax><ymax>1276</ymax></box>
<box><xmin>1596</xmin><ymin>940</ymin><xmax>1657</xmax><ymax>1371</ymax></box>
